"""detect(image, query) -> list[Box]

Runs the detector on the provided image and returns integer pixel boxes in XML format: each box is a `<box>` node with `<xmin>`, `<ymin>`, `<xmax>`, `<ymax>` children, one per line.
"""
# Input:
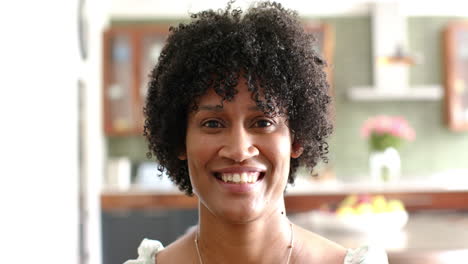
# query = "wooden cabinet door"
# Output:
<box><xmin>444</xmin><ymin>22</ymin><xmax>468</xmax><ymax>131</ymax></box>
<box><xmin>103</xmin><ymin>29</ymin><xmax>137</xmax><ymax>135</ymax></box>
<box><xmin>103</xmin><ymin>26</ymin><xmax>169</xmax><ymax>136</ymax></box>
<box><xmin>136</xmin><ymin>26</ymin><xmax>168</xmax><ymax>132</ymax></box>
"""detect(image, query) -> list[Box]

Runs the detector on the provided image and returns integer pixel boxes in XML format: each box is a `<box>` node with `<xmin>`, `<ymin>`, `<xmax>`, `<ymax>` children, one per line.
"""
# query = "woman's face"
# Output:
<box><xmin>181</xmin><ymin>79</ymin><xmax>301</xmax><ymax>223</ymax></box>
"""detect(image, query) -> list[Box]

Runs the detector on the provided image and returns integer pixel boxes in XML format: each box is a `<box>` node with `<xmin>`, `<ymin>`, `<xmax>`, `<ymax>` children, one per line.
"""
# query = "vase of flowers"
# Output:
<box><xmin>361</xmin><ymin>115</ymin><xmax>415</xmax><ymax>183</ymax></box>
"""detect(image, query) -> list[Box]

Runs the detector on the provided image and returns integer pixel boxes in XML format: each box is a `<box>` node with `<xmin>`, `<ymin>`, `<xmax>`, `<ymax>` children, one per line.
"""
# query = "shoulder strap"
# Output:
<box><xmin>123</xmin><ymin>239</ymin><xmax>164</xmax><ymax>264</ymax></box>
<box><xmin>344</xmin><ymin>245</ymin><xmax>388</xmax><ymax>264</ymax></box>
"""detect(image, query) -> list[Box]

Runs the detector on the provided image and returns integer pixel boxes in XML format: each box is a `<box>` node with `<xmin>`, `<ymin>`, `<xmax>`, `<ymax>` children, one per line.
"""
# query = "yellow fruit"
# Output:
<box><xmin>372</xmin><ymin>195</ymin><xmax>387</xmax><ymax>213</ymax></box>
<box><xmin>355</xmin><ymin>203</ymin><xmax>374</xmax><ymax>215</ymax></box>
<box><xmin>387</xmin><ymin>199</ymin><xmax>405</xmax><ymax>212</ymax></box>
<box><xmin>340</xmin><ymin>194</ymin><xmax>358</xmax><ymax>207</ymax></box>
<box><xmin>336</xmin><ymin>206</ymin><xmax>355</xmax><ymax>216</ymax></box>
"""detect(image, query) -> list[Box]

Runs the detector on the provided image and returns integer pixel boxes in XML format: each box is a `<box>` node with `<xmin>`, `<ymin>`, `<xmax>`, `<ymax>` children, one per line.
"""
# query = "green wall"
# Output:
<box><xmin>320</xmin><ymin>16</ymin><xmax>468</xmax><ymax>180</ymax></box>
<box><xmin>108</xmin><ymin>16</ymin><xmax>468</xmax><ymax>181</ymax></box>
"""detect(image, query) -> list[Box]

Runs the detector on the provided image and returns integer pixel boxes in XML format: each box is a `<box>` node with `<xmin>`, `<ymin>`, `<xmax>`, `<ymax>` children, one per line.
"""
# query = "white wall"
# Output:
<box><xmin>0</xmin><ymin>0</ymin><xmax>80</xmax><ymax>263</ymax></box>
<box><xmin>81</xmin><ymin>0</ymin><xmax>110</xmax><ymax>263</ymax></box>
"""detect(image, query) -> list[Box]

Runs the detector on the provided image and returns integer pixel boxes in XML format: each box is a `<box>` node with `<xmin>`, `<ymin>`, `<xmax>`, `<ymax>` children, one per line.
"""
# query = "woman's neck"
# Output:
<box><xmin>196</xmin><ymin>201</ymin><xmax>293</xmax><ymax>264</ymax></box>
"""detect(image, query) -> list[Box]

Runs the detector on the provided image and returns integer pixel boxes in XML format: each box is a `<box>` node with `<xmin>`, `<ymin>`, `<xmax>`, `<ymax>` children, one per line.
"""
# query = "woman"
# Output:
<box><xmin>125</xmin><ymin>1</ymin><xmax>388</xmax><ymax>263</ymax></box>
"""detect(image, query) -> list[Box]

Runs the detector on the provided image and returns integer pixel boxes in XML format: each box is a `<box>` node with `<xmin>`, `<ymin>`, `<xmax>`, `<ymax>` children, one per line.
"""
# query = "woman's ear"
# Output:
<box><xmin>177</xmin><ymin>145</ymin><xmax>187</xmax><ymax>160</ymax></box>
<box><xmin>178</xmin><ymin>152</ymin><xmax>187</xmax><ymax>160</ymax></box>
<box><xmin>291</xmin><ymin>142</ymin><xmax>303</xmax><ymax>159</ymax></box>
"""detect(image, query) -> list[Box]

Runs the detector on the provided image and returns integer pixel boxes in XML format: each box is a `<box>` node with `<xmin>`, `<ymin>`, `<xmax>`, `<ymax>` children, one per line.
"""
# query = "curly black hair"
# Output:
<box><xmin>144</xmin><ymin>1</ymin><xmax>332</xmax><ymax>195</ymax></box>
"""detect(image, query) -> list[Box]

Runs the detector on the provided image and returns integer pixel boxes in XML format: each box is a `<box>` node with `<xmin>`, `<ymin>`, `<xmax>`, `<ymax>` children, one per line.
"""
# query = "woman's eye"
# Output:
<box><xmin>202</xmin><ymin>120</ymin><xmax>223</xmax><ymax>128</ymax></box>
<box><xmin>254</xmin><ymin>119</ymin><xmax>273</xmax><ymax>128</ymax></box>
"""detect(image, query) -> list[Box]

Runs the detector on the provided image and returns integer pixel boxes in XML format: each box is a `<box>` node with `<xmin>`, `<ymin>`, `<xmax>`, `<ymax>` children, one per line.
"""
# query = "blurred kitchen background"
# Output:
<box><xmin>1</xmin><ymin>0</ymin><xmax>468</xmax><ymax>264</ymax></box>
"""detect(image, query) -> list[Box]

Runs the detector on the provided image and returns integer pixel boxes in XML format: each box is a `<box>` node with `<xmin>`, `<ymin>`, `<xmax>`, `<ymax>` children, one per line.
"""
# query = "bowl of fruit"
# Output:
<box><xmin>309</xmin><ymin>194</ymin><xmax>408</xmax><ymax>233</ymax></box>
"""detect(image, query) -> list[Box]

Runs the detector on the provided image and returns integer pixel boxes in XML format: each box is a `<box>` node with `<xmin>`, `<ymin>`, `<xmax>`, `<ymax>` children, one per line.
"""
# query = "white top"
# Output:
<box><xmin>124</xmin><ymin>238</ymin><xmax>389</xmax><ymax>264</ymax></box>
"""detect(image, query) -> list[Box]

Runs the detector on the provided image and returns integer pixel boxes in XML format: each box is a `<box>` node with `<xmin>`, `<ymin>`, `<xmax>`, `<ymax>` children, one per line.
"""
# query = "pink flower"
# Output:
<box><xmin>361</xmin><ymin>115</ymin><xmax>416</xmax><ymax>141</ymax></box>
<box><xmin>373</xmin><ymin>115</ymin><xmax>392</xmax><ymax>134</ymax></box>
<box><xmin>360</xmin><ymin>118</ymin><xmax>372</xmax><ymax>138</ymax></box>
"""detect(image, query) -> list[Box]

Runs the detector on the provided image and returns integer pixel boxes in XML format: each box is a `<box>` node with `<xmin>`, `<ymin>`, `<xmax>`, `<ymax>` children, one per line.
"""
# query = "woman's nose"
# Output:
<box><xmin>218</xmin><ymin>127</ymin><xmax>259</xmax><ymax>162</ymax></box>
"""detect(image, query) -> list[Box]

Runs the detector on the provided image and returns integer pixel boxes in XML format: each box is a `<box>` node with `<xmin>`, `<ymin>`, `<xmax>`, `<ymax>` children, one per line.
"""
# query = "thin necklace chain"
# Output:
<box><xmin>194</xmin><ymin>222</ymin><xmax>294</xmax><ymax>264</ymax></box>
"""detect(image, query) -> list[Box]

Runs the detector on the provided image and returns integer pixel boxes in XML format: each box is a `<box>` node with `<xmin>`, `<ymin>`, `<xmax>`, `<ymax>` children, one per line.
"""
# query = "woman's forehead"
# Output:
<box><xmin>196</xmin><ymin>85</ymin><xmax>258</xmax><ymax>108</ymax></box>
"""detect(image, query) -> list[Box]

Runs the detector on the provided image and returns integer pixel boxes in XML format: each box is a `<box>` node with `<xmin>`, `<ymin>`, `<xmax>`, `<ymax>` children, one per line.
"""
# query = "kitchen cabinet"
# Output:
<box><xmin>102</xmin><ymin>209</ymin><xmax>198</xmax><ymax>264</ymax></box>
<box><xmin>444</xmin><ymin>22</ymin><xmax>468</xmax><ymax>131</ymax></box>
<box><xmin>103</xmin><ymin>25</ymin><xmax>169</xmax><ymax>135</ymax></box>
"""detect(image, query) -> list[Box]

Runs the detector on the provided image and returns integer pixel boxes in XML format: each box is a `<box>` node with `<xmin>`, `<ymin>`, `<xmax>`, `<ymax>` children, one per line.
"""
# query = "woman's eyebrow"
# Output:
<box><xmin>198</xmin><ymin>105</ymin><xmax>223</xmax><ymax>112</ymax></box>
<box><xmin>248</xmin><ymin>106</ymin><xmax>262</xmax><ymax>111</ymax></box>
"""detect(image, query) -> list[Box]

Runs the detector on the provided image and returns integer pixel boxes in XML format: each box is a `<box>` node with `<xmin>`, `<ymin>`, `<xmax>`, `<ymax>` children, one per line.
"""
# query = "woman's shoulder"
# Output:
<box><xmin>293</xmin><ymin>225</ymin><xmax>347</xmax><ymax>263</ymax></box>
<box><xmin>344</xmin><ymin>245</ymin><xmax>389</xmax><ymax>264</ymax></box>
<box><xmin>123</xmin><ymin>238</ymin><xmax>164</xmax><ymax>264</ymax></box>
<box><xmin>294</xmin><ymin>225</ymin><xmax>388</xmax><ymax>264</ymax></box>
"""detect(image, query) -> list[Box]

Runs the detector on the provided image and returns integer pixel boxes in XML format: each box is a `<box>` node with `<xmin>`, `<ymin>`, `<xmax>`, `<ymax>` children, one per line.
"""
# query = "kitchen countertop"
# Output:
<box><xmin>286</xmin><ymin>178</ymin><xmax>468</xmax><ymax>193</ymax></box>
<box><xmin>101</xmin><ymin>180</ymin><xmax>468</xmax><ymax>212</ymax></box>
<box><xmin>290</xmin><ymin>210</ymin><xmax>468</xmax><ymax>264</ymax></box>
<box><xmin>103</xmin><ymin>176</ymin><xmax>468</xmax><ymax>194</ymax></box>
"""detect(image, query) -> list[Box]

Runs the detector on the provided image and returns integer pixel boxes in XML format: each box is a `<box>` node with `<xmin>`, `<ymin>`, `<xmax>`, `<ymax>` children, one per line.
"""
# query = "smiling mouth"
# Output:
<box><xmin>213</xmin><ymin>172</ymin><xmax>265</xmax><ymax>184</ymax></box>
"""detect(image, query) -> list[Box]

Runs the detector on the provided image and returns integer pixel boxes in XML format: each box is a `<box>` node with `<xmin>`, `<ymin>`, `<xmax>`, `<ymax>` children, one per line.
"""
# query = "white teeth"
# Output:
<box><xmin>241</xmin><ymin>172</ymin><xmax>248</xmax><ymax>183</ymax></box>
<box><xmin>250</xmin><ymin>173</ymin><xmax>258</xmax><ymax>183</ymax></box>
<box><xmin>233</xmin><ymin>173</ymin><xmax>241</xmax><ymax>183</ymax></box>
<box><xmin>218</xmin><ymin>172</ymin><xmax>261</xmax><ymax>184</ymax></box>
